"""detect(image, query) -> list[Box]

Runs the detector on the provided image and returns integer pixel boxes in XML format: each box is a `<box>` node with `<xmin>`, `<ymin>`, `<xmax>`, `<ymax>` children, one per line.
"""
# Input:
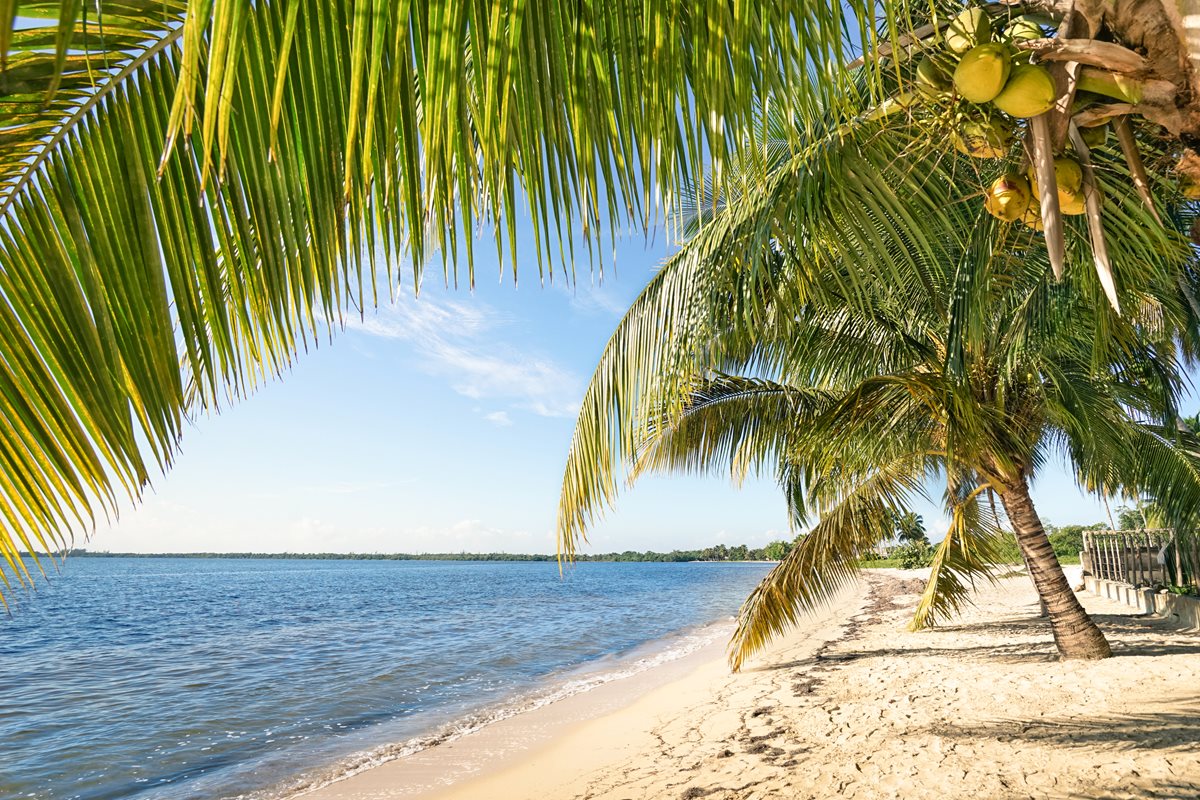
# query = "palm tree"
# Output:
<box><xmin>556</xmin><ymin>110</ymin><xmax>1200</xmax><ymax>666</ymax></box>
<box><xmin>893</xmin><ymin>512</ymin><xmax>929</xmax><ymax>546</ymax></box>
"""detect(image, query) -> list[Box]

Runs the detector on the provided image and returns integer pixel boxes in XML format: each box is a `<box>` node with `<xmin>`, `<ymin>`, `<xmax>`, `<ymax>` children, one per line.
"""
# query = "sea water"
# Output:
<box><xmin>0</xmin><ymin>557</ymin><xmax>771</xmax><ymax>799</ymax></box>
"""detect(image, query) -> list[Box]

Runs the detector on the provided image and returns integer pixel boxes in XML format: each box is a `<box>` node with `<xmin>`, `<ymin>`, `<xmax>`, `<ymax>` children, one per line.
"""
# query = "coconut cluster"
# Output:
<box><xmin>917</xmin><ymin>9</ymin><xmax>1056</xmax><ymax>118</ymax></box>
<box><xmin>912</xmin><ymin>7</ymin><xmax>1109</xmax><ymax>227</ymax></box>
<box><xmin>984</xmin><ymin>157</ymin><xmax>1086</xmax><ymax>230</ymax></box>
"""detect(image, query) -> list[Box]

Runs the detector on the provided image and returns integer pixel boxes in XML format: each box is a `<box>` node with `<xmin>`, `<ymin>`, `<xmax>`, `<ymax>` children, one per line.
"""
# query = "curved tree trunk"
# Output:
<box><xmin>999</xmin><ymin>478</ymin><xmax>1112</xmax><ymax>660</ymax></box>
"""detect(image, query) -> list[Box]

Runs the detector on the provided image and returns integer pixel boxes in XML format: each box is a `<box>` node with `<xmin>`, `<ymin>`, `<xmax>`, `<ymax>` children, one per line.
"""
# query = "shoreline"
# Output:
<box><xmin>298</xmin><ymin>567</ymin><xmax>1200</xmax><ymax>800</ymax></box>
<box><xmin>295</xmin><ymin>581</ymin><xmax>867</xmax><ymax>800</ymax></box>
<box><xmin>278</xmin><ymin>616</ymin><xmax>753</xmax><ymax>799</ymax></box>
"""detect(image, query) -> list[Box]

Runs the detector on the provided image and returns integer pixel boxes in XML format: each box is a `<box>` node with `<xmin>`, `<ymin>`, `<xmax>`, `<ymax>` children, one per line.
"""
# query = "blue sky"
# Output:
<box><xmin>83</xmin><ymin>217</ymin><xmax>1155</xmax><ymax>555</ymax></box>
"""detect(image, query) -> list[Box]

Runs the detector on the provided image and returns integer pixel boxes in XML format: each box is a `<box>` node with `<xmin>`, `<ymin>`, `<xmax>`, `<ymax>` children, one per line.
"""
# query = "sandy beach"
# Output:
<box><xmin>304</xmin><ymin>568</ymin><xmax>1200</xmax><ymax>800</ymax></box>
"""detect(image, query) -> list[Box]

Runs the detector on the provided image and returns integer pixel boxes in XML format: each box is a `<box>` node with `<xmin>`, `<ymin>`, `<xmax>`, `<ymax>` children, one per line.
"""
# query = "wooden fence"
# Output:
<box><xmin>1081</xmin><ymin>529</ymin><xmax>1199</xmax><ymax>589</ymax></box>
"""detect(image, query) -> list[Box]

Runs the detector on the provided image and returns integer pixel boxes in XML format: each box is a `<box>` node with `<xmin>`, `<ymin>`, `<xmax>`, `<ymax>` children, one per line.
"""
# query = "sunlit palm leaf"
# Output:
<box><xmin>728</xmin><ymin>456</ymin><xmax>925</xmax><ymax>671</ymax></box>
<box><xmin>0</xmin><ymin>0</ymin><xmax>854</xmax><ymax>594</ymax></box>
<box><xmin>910</xmin><ymin>480</ymin><xmax>1005</xmax><ymax>630</ymax></box>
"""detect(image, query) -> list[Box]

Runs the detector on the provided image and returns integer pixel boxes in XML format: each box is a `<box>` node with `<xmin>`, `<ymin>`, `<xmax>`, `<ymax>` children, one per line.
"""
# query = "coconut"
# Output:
<box><xmin>1079</xmin><ymin>124</ymin><xmax>1108</xmax><ymax>150</ymax></box>
<box><xmin>1028</xmin><ymin>156</ymin><xmax>1083</xmax><ymax>199</ymax></box>
<box><xmin>1020</xmin><ymin>203</ymin><xmax>1045</xmax><ymax>231</ymax></box>
<box><xmin>946</xmin><ymin>7</ymin><xmax>992</xmax><ymax>54</ymax></box>
<box><xmin>952</xmin><ymin>117</ymin><xmax>1014</xmax><ymax>159</ymax></box>
<box><xmin>985</xmin><ymin>172</ymin><xmax>1032</xmax><ymax>222</ymax></box>
<box><xmin>954</xmin><ymin>44</ymin><xmax>1012</xmax><ymax>104</ymax></box>
<box><xmin>1054</xmin><ymin>157</ymin><xmax>1083</xmax><ymax>194</ymax></box>
<box><xmin>1059</xmin><ymin>188</ymin><xmax>1087</xmax><ymax>215</ymax></box>
<box><xmin>992</xmin><ymin>64</ymin><xmax>1056</xmax><ymax>118</ymax></box>
<box><xmin>915</xmin><ymin>54</ymin><xmax>953</xmax><ymax>98</ymax></box>
<box><xmin>1003</xmin><ymin>16</ymin><xmax>1044</xmax><ymax>43</ymax></box>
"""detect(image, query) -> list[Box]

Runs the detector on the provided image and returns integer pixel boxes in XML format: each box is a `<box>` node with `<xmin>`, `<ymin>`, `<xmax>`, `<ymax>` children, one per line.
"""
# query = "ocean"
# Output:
<box><xmin>0</xmin><ymin>557</ymin><xmax>772</xmax><ymax>799</ymax></box>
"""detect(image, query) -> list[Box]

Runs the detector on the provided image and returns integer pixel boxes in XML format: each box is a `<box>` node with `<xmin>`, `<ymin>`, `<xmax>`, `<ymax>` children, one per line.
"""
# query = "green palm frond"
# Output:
<box><xmin>728</xmin><ymin>455</ymin><xmax>926</xmax><ymax>671</ymax></box>
<box><xmin>910</xmin><ymin>480</ymin><xmax>1005</xmax><ymax>630</ymax></box>
<box><xmin>0</xmin><ymin>2</ymin><xmax>188</xmax><ymax>210</ymax></box>
<box><xmin>558</xmin><ymin>60</ymin><xmax>1200</xmax><ymax>662</ymax></box>
<box><xmin>557</xmin><ymin>120</ymin><xmax>982</xmax><ymax>554</ymax></box>
<box><xmin>631</xmin><ymin>374</ymin><xmax>832</xmax><ymax>485</ymax></box>
<box><xmin>0</xmin><ymin>0</ymin><xmax>862</xmax><ymax>593</ymax></box>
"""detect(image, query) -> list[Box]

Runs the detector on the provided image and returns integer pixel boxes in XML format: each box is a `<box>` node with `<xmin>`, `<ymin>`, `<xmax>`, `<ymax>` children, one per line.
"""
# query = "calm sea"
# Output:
<box><xmin>0</xmin><ymin>557</ymin><xmax>771</xmax><ymax>800</ymax></box>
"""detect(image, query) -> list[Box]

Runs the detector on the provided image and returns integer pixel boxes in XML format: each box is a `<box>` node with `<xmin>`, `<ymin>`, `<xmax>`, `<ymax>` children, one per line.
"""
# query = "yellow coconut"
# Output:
<box><xmin>1182</xmin><ymin>175</ymin><xmax>1200</xmax><ymax>200</ymax></box>
<box><xmin>1003</xmin><ymin>16</ymin><xmax>1044</xmax><ymax>43</ymax></box>
<box><xmin>1054</xmin><ymin>157</ymin><xmax>1083</xmax><ymax>194</ymax></box>
<box><xmin>992</xmin><ymin>64</ymin><xmax>1056</xmax><ymax>118</ymax></box>
<box><xmin>952</xmin><ymin>117</ymin><xmax>1014</xmax><ymax>158</ymax></box>
<box><xmin>946</xmin><ymin>7</ymin><xmax>993</xmax><ymax>54</ymax></box>
<box><xmin>985</xmin><ymin>172</ymin><xmax>1032</xmax><ymax>222</ymax></box>
<box><xmin>1059</xmin><ymin>188</ymin><xmax>1087</xmax><ymax>215</ymax></box>
<box><xmin>915</xmin><ymin>54</ymin><xmax>953</xmax><ymax>98</ymax></box>
<box><xmin>1020</xmin><ymin>203</ymin><xmax>1045</xmax><ymax>231</ymax></box>
<box><xmin>1028</xmin><ymin>156</ymin><xmax>1083</xmax><ymax>199</ymax></box>
<box><xmin>954</xmin><ymin>43</ymin><xmax>1012</xmax><ymax>104</ymax></box>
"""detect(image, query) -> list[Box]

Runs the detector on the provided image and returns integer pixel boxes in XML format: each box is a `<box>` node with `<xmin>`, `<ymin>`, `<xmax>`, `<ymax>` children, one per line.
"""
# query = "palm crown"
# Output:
<box><xmin>557</xmin><ymin>116</ymin><xmax>1200</xmax><ymax>666</ymax></box>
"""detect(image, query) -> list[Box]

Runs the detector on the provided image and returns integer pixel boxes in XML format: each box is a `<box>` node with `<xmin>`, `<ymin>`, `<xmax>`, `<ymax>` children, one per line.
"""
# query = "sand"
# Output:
<box><xmin>303</xmin><ymin>568</ymin><xmax>1200</xmax><ymax>800</ymax></box>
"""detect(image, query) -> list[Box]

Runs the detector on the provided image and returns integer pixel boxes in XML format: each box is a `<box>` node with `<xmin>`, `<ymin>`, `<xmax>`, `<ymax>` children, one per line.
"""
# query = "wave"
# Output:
<box><xmin>253</xmin><ymin>618</ymin><xmax>734</xmax><ymax>799</ymax></box>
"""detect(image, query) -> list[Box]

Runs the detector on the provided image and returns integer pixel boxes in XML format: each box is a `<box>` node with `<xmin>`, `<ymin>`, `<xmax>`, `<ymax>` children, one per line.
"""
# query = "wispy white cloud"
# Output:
<box><xmin>484</xmin><ymin>410</ymin><xmax>514</xmax><ymax>427</ymax></box>
<box><xmin>553</xmin><ymin>279</ymin><xmax>635</xmax><ymax>318</ymax></box>
<box><xmin>342</xmin><ymin>295</ymin><xmax>582</xmax><ymax>418</ymax></box>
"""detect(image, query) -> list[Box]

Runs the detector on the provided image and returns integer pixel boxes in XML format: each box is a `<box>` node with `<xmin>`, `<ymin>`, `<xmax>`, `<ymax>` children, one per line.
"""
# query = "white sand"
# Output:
<box><xmin>304</xmin><ymin>568</ymin><xmax>1200</xmax><ymax>800</ymax></box>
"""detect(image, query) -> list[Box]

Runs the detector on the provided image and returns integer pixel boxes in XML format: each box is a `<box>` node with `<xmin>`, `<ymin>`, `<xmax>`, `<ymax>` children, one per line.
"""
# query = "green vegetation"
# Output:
<box><xmin>555</xmin><ymin>73</ymin><xmax>1200</xmax><ymax>665</ymax></box>
<box><xmin>895</xmin><ymin>543</ymin><xmax>937</xmax><ymax>571</ymax></box>
<box><xmin>4</xmin><ymin>2</ymin><xmax>1200</xmax><ymax>676</ymax></box>
<box><xmin>0</xmin><ymin>1</ymin><xmax>831</xmax><ymax>595</ymax></box>
<box><xmin>68</xmin><ymin>544</ymin><xmax>795</xmax><ymax>563</ymax></box>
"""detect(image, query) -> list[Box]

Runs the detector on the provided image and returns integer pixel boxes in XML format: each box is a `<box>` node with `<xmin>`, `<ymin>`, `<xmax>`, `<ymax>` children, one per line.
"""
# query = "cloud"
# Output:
<box><xmin>342</xmin><ymin>295</ymin><xmax>581</xmax><ymax>418</ymax></box>
<box><xmin>484</xmin><ymin>410</ymin><xmax>514</xmax><ymax>426</ymax></box>
<box><xmin>564</xmin><ymin>284</ymin><xmax>632</xmax><ymax>317</ymax></box>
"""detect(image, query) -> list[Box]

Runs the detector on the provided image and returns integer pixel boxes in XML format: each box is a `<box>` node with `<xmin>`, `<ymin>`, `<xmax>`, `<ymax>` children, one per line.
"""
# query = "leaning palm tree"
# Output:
<box><xmin>556</xmin><ymin>110</ymin><xmax>1200</xmax><ymax>666</ymax></box>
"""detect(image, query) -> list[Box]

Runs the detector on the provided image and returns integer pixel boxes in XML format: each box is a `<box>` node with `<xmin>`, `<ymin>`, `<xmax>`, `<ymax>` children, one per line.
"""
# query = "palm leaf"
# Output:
<box><xmin>728</xmin><ymin>455</ymin><xmax>926</xmax><ymax>671</ymax></box>
<box><xmin>910</xmin><ymin>480</ymin><xmax>1005</xmax><ymax>630</ymax></box>
<box><xmin>0</xmin><ymin>0</ymin><xmax>881</xmax><ymax>593</ymax></box>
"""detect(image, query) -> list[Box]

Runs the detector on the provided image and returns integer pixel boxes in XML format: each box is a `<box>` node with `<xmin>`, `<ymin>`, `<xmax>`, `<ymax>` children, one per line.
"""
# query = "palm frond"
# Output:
<box><xmin>910</xmin><ymin>480</ymin><xmax>1005</xmax><ymax>630</ymax></box>
<box><xmin>557</xmin><ymin>121</ymin><xmax>978</xmax><ymax>555</ymax></box>
<box><xmin>728</xmin><ymin>455</ymin><xmax>925</xmax><ymax>671</ymax></box>
<box><xmin>0</xmin><ymin>0</ymin><xmax>876</xmax><ymax>593</ymax></box>
<box><xmin>631</xmin><ymin>374</ymin><xmax>832</xmax><ymax>486</ymax></box>
<box><xmin>0</xmin><ymin>1</ymin><xmax>187</xmax><ymax>210</ymax></box>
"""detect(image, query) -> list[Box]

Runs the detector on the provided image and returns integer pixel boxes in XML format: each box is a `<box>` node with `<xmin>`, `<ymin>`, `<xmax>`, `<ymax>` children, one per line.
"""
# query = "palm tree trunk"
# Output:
<box><xmin>999</xmin><ymin>478</ymin><xmax>1112</xmax><ymax>659</ymax></box>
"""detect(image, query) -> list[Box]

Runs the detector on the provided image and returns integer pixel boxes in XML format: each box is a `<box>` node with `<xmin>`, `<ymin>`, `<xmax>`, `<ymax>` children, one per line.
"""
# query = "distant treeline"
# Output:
<box><xmin>66</xmin><ymin>541</ymin><xmax>795</xmax><ymax>563</ymax></box>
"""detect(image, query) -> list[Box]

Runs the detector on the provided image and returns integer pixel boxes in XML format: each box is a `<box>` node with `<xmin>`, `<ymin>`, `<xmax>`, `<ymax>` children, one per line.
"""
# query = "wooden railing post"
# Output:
<box><xmin>1149</xmin><ymin>531</ymin><xmax>1158</xmax><ymax>585</ymax></box>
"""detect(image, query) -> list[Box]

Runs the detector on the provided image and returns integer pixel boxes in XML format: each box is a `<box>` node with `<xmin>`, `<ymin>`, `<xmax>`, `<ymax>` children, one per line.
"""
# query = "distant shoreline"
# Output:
<box><xmin>47</xmin><ymin>550</ymin><xmax>783</xmax><ymax>564</ymax></box>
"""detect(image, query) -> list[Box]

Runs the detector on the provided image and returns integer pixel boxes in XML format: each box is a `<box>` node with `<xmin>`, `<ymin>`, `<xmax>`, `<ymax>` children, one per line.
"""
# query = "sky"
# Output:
<box><xmin>79</xmin><ymin>207</ymin><xmax>1163</xmax><ymax>556</ymax></box>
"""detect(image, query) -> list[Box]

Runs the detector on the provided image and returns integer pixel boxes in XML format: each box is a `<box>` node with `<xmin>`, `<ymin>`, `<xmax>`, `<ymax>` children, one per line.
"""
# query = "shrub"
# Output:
<box><xmin>1047</xmin><ymin>526</ymin><xmax>1086</xmax><ymax>560</ymax></box>
<box><xmin>895</xmin><ymin>542</ymin><xmax>935</xmax><ymax>569</ymax></box>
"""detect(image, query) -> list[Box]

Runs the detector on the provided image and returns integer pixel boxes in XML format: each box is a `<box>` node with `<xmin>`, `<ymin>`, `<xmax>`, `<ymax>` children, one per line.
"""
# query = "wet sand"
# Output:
<box><xmin>304</xmin><ymin>568</ymin><xmax>1200</xmax><ymax>799</ymax></box>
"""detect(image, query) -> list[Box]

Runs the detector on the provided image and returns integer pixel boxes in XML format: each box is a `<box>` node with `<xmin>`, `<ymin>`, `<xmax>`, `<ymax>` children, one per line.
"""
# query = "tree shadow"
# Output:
<box><xmin>933</xmin><ymin>702</ymin><xmax>1200</xmax><ymax>754</ymax></box>
<box><xmin>756</xmin><ymin>631</ymin><xmax>1200</xmax><ymax>672</ymax></box>
<box><xmin>1040</xmin><ymin>780</ymin><xmax>1200</xmax><ymax>800</ymax></box>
